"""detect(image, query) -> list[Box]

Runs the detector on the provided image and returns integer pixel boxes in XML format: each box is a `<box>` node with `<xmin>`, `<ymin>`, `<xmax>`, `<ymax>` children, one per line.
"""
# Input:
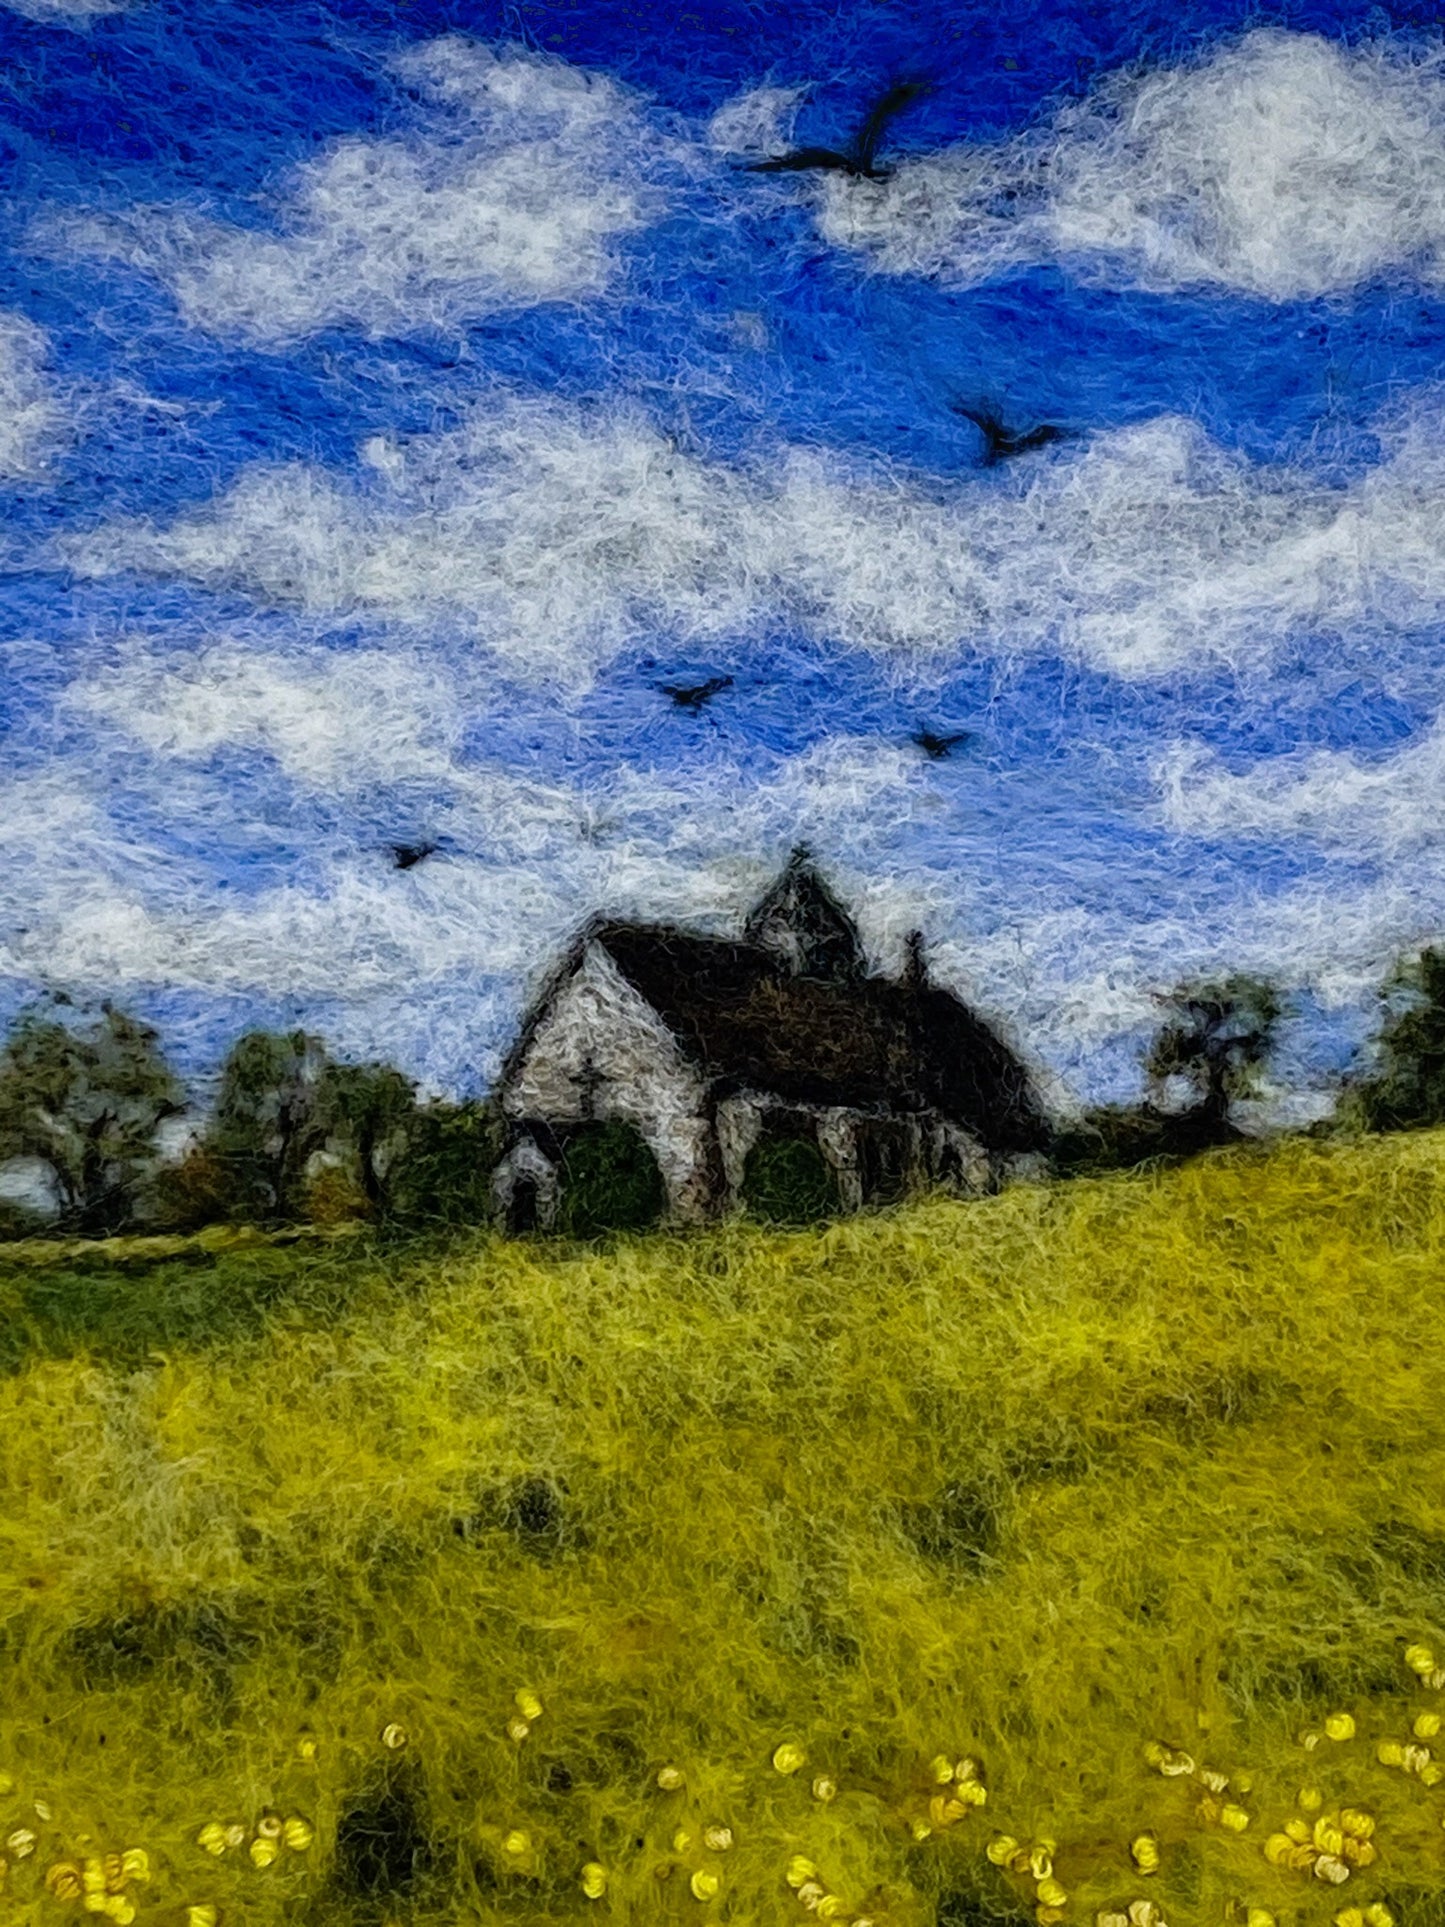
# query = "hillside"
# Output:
<box><xmin>0</xmin><ymin>1133</ymin><xmax>1442</xmax><ymax>1927</ymax></box>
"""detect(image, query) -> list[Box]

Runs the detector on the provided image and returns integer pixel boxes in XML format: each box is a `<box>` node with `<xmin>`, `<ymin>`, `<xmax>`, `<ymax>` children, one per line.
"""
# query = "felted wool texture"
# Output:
<box><xmin>4</xmin><ymin>6</ymin><xmax>1445</xmax><ymax>1110</ymax></box>
<box><xmin>0</xmin><ymin>1134</ymin><xmax>1444</xmax><ymax>1926</ymax></box>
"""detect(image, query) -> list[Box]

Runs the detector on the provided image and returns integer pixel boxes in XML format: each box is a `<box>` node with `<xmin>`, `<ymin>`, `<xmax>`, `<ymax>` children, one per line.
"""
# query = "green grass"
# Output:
<box><xmin>0</xmin><ymin>1133</ymin><xmax>1442</xmax><ymax>1926</ymax></box>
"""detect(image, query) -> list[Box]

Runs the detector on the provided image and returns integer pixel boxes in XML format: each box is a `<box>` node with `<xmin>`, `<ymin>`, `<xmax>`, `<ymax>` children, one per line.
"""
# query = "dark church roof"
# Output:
<box><xmin>503</xmin><ymin>855</ymin><xmax>1049</xmax><ymax>1154</ymax></box>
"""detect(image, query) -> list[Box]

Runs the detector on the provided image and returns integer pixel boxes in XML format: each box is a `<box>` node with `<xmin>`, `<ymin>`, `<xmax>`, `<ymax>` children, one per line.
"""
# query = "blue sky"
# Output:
<box><xmin>4</xmin><ymin>0</ymin><xmax>1445</xmax><ymax>1114</ymax></box>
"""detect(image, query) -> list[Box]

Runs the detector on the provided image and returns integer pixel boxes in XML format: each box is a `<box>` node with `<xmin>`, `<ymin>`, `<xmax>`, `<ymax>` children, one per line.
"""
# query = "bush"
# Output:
<box><xmin>741</xmin><ymin>1133</ymin><xmax>840</xmax><ymax>1224</ymax></box>
<box><xmin>555</xmin><ymin>1120</ymin><xmax>665</xmax><ymax>1239</ymax></box>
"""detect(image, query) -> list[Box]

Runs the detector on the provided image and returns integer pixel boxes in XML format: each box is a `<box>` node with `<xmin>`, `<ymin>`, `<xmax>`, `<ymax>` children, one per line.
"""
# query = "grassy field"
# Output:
<box><xmin>0</xmin><ymin>1134</ymin><xmax>1443</xmax><ymax>1927</ymax></box>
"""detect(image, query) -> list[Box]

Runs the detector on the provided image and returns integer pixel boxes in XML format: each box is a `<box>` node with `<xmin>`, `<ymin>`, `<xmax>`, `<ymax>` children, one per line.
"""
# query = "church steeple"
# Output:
<box><xmin>742</xmin><ymin>846</ymin><xmax>866</xmax><ymax>982</ymax></box>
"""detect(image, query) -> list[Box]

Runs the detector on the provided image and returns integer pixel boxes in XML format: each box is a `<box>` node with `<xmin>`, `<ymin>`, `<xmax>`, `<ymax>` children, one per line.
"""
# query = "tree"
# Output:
<box><xmin>383</xmin><ymin>1098</ymin><xmax>505</xmax><ymax>1232</ymax></box>
<box><xmin>1349</xmin><ymin>946</ymin><xmax>1445</xmax><ymax>1133</ymax></box>
<box><xmin>313</xmin><ymin>1061</ymin><xmax>418</xmax><ymax>1218</ymax></box>
<box><xmin>1146</xmin><ymin>975</ymin><xmax>1283</xmax><ymax>1142</ymax></box>
<box><xmin>208</xmin><ymin>1029</ymin><xmax>328</xmax><ymax>1222</ymax></box>
<box><xmin>741</xmin><ymin>1134</ymin><xmax>840</xmax><ymax>1225</ymax></box>
<box><xmin>0</xmin><ymin>1002</ymin><xmax>183</xmax><ymax>1234</ymax></box>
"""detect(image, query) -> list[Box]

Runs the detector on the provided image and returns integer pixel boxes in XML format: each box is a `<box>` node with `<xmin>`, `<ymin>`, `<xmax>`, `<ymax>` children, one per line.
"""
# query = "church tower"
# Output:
<box><xmin>742</xmin><ymin>846</ymin><xmax>867</xmax><ymax>983</ymax></box>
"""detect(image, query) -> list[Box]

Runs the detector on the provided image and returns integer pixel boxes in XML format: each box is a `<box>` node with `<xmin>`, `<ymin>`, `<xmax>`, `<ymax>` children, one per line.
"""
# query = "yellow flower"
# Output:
<box><xmin>514</xmin><ymin>1688</ymin><xmax>543</xmax><ymax>1722</ymax></box>
<box><xmin>295</xmin><ymin>1736</ymin><xmax>318</xmax><ymax>1763</ymax></box>
<box><xmin>1200</xmin><ymin>1770</ymin><xmax>1229</xmax><ymax>1794</ymax></box>
<box><xmin>702</xmin><ymin>1827</ymin><xmax>733</xmax><ymax>1853</ymax></box>
<box><xmin>1324</xmin><ymin>1714</ymin><xmax>1356</xmax><ymax>1742</ymax></box>
<box><xmin>256</xmin><ymin>1813</ymin><xmax>282</xmax><ymax>1842</ymax></box>
<box><xmin>672</xmin><ymin>1830</ymin><xmax>692</xmax><ymax>1855</ymax></box>
<box><xmin>911</xmin><ymin>1818</ymin><xmax>933</xmax><ymax>1842</ymax></box>
<box><xmin>1284</xmin><ymin>1819</ymin><xmax>1312</xmax><ymax>1845</ymax></box>
<box><xmin>1037</xmin><ymin>1877</ymin><xmax>1068</xmax><ymax>1907</ymax></box>
<box><xmin>502</xmin><ymin>1831</ymin><xmax>529</xmax><ymax>1858</ymax></box>
<box><xmin>46</xmin><ymin>1862</ymin><xmax>84</xmax><ymax>1900</ymax></box>
<box><xmin>1415</xmin><ymin>1712</ymin><xmax>1442</xmax><ymax>1740</ymax></box>
<box><xmin>248</xmin><ymin>1839</ymin><xmax>278</xmax><ymax>1870</ymax></box>
<box><xmin>1403</xmin><ymin>1743</ymin><xmax>1432</xmax><ymax>1774</ymax></box>
<box><xmin>772</xmin><ymin>1743</ymin><xmax>806</xmax><ymax>1775</ymax></box>
<box><xmin>1263</xmin><ymin>1835</ymin><xmax>1295</xmax><ymax>1867</ymax></box>
<box><xmin>1342</xmin><ymin>1837</ymin><xmax>1377</xmax><ymax>1869</ymax></box>
<box><xmin>987</xmin><ymin>1835</ymin><xmax>1020</xmax><ymax>1867</ymax></box>
<box><xmin>1313</xmin><ymin>1855</ymin><xmax>1351</xmax><ymax>1885</ymax></box>
<box><xmin>929</xmin><ymin>1795</ymin><xmax>965</xmax><ymax>1829</ymax></box>
<box><xmin>1334</xmin><ymin>1911</ymin><xmax>1365</xmax><ymax>1927</ymax></box>
<box><xmin>184</xmin><ymin>1908</ymin><xmax>219</xmax><ymax>1927</ymax></box>
<box><xmin>956</xmin><ymin>1779</ymin><xmax>988</xmax><ymax>1807</ymax></box>
<box><xmin>1339</xmin><ymin>1809</ymin><xmax>1374</xmax><ymax>1840</ymax></box>
<box><xmin>1405</xmin><ymin>1645</ymin><xmax>1436</xmax><ymax>1676</ymax></box>
<box><xmin>82</xmin><ymin>1859</ymin><xmax>105</xmax><ymax>1894</ymax></box>
<box><xmin>1221</xmin><ymin>1805</ymin><xmax>1250</xmax><ymax>1832</ymax></box>
<box><xmin>103</xmin><ymin>1899</ymin><xmax>135</xmax><ymax>1926</ymax></box>
<box><xmin>506</xmin><ymin>1718</ymin><xmax>531</xmax><ymax>1744</ymax></box>
<box><xmin>1364</xmin><ymin>1906</ymin><xmax>1395</xmax><ymax>1927</ymax></box>
<box><xmin>1029</xmin><ymin>1847</ymin><xmax>1054</xmax><ymax>1881</ymax></box>
<box><xmin>1158</xmin><ymin>1750</ymin><xmax>1195</xmax><ymax>1778</ymax></box>
<box><xmin>955</xmin><ymin>1757</ymin><xmax>981</xmax><ymax>1784</ymax></box>
<box><xmin>1037</xmin><ymin>1910</ymin><xmax>1066</xmax><ymax>1927</ymax></box>
<box><xmin>656</xmin><ymin>1765</ymin><xmax>684</xmax><ymax>1791</ymax></box>
<box><xmin>119</xmin><ymin>1850</ymin><xmax>148</xmax><ymax>1885</ymax></box>
<box><xmin>817</xmin><ymin>1900</ymin><xmax>849</xmax><ymax>1921</ymax></box>
<box><xmin>811</xmin><ymin>1776</ymin><xmax>837</xmax><ymax>1803</ymax></box>
<box><xmin>931</xmin><ymin>1754</ymin><xmax>955</xmax><ymax>1784</ymax></box>
<box><xmin>381</xmin><ymin>1724</ymin><xmax>408</xmax><ymax>1751</ymax></box>
<box><xmin>8</xmin><ymin>1829</ymin><xmax>36</xmax><ymax>1859</ymax></box>
<box><xmin>1377</xmin><ymin>1740</ymin><xmax>1405</xmax><ymax>1766</ymax></box>
<box><xmin>689</xmin><ymin>1869</ymin><xmax>719</xmax><ymax>1901</ymax></box>
<box><xmin>1097</xmin><ymin>1913</ymin><xmax>1130</xmax><ymax>1927</ymax></box>
<box><xmin>1298</xmin><ymin>1786</ymin><xmax>1323</xmax><ymax>1811</ymax></box>
<box><xmin>581</xmin><ymin>1862</ymin><xmax>607</xmax><ymax>1900</ymax></box>
<box><xmin>786</xmin><ymin>1857</ymin><xmax>818</xmax><ymax>1889</ymax></box>
<box><xmin>222</xmin><ymin>1826</ymin><xmax>245</xmax><ymax>1851</ymax></box>
<box><xmin>1130</xmin><ymin>1834</ymin><xmax>1160</xmax><ymax>1875</ymax></box>
<box><xmin>33</xmin><ymin>1801</ymin><xmax>53</xmax><ymax>1822</ymax></box>
<box><xmin>1246</xmin><ymin>1912</ymin><xmax>1276</xmax><ymax>1927</ymax></box>
<box><xmin>283</xmin><ymin>1817</ymin><xmax>314</xmax><ymax>1852</ymax></box>
<box><xmin>1313</xmin><ymin>1818</ymin><xmax>1345</xmax><ymax>1858</ymax></box>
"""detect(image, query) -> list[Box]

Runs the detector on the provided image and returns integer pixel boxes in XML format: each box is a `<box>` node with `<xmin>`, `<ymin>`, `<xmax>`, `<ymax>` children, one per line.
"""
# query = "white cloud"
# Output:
<box><xmin>62</xmin><ymin>392</ymin><xmax>1445</xmax><ymax>683</ymax></box>
<box><xmin>707</xmin><ymin>83</ymin><xmax>803</xmax><ymax>158</ymax></box>
<box><xmin>1158</xmin><ymin>717</ymin><xmax>1445</xmax><ymax>856</ymax></box>
<box><xmin>810</xmin><ymin>30</ymin><xmax>1445</xmax><ymax>301</ymax></box>
<box><xmin>45</xmin><ymin>40</ymin><xmax>659</xmax><ymax>343</ymax></box>
<box><xmin>0</xmin><ymin>312</ymin><xmax>64</xmax><ymax>477</ymax></box>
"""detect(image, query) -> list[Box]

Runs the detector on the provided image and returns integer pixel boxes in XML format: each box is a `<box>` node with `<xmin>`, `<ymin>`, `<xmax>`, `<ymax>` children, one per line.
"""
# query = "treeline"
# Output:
<box><xmin>1057</xmin><ymin>949</ymin><xmax>1445</xmax><ymax>1172</ymax></box>
<box><xmin>0</xmin><ymin>1004</ymin><xmax>501</xmax><ymax>1241</ymax></box>
<box><xmin>3</xmin><ymin>944</ymin><xmax>1445</xmax><ymax>1241</ymax></box>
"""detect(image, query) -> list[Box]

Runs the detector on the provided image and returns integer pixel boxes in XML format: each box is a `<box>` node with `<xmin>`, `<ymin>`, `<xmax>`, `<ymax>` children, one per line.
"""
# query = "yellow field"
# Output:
<box><xmin>0</xmin><ymin>1132</ymin><xmax>1443</xmax><ymax>1927</ymax></box>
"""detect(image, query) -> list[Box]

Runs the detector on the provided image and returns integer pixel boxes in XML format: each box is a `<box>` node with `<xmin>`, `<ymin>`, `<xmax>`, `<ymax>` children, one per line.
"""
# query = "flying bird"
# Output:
<box><xmin>912</xmin><ymin>729</ymin><xmax>974</xmax><ymax>761</ymax></box>
<box><xmin>389</xmin><ymin>842</ymin><xmax>439</xmax><ymax>871</ymax></box>
<box><xmin>748</xmin><ymin>80</ymin><xmax>928</xmax><ymax>181</ymax></box>
<box><xmin>657</xmin><ymin>675</ymin><xmax>734</xmax><ymax>712</ymax></box>
<box><xmin>952</xmin><ymin>405</ymin><xmax>1067</xmax><ymax>466</ymax></box>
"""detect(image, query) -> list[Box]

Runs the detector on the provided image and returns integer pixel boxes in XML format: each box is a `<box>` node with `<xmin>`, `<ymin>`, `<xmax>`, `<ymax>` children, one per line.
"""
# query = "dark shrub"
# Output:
<box><xmin>555</xmin><ymin>1121</ymin><xmax>664</xmax><ymax>1239</ymax></box>
<box><xmin>741</xmin><ymin>1135</ymin><xmax>839</xmax><ymax>1225</ymax></box>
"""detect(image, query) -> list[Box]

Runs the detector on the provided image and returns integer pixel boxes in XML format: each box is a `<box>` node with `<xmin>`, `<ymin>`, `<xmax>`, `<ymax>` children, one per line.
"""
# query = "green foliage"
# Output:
<box><xmin>0</xmin><ymin>1002</ymin><xmax>183</xmax><ymax>1234</ymax></box>
<box><xmin>555</xmin><ymin>1119</ymin><xmax>664</xmax><ymax>1239</ymax></box>
<box><xmin>383</xmin><ymin>1099</ymin><xmax>504</xmax><ymax>1232</ymax></box>
<box><xmin>741</xmin><ymin>1132</ymin><xmax>840</xmax><ymax>1223</ymax></box>
<box><xmin>208</xmin><ymin>1029</ymin><xmax>329</xmax><ymax>1222</ymax></box>
<box><xmin>312</xmin><ymin>1060</ymin><xmax>419</xmax><ymax>1218</ymax></box>
<box><xmin>1146</xmin><ymin>973</ymin><xmax>1283</xmax><ymax>1135</ymax></box>
<box><xmin>1349</xmin><ymin>946</ymin><xmax>1445</xmax><ymax>1134</ymax></box>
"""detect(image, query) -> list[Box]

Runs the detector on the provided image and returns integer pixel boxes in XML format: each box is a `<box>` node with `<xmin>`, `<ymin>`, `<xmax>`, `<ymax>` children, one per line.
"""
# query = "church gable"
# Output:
<box><xmin>741</xmin><ymin>847</ymin><xmax>866</xmax><ymax>983</ymax></box>
<box><xmin>504</xmin><ymin>939</ymin><xmax>703</xmax><ymax>1128</ymax></box>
